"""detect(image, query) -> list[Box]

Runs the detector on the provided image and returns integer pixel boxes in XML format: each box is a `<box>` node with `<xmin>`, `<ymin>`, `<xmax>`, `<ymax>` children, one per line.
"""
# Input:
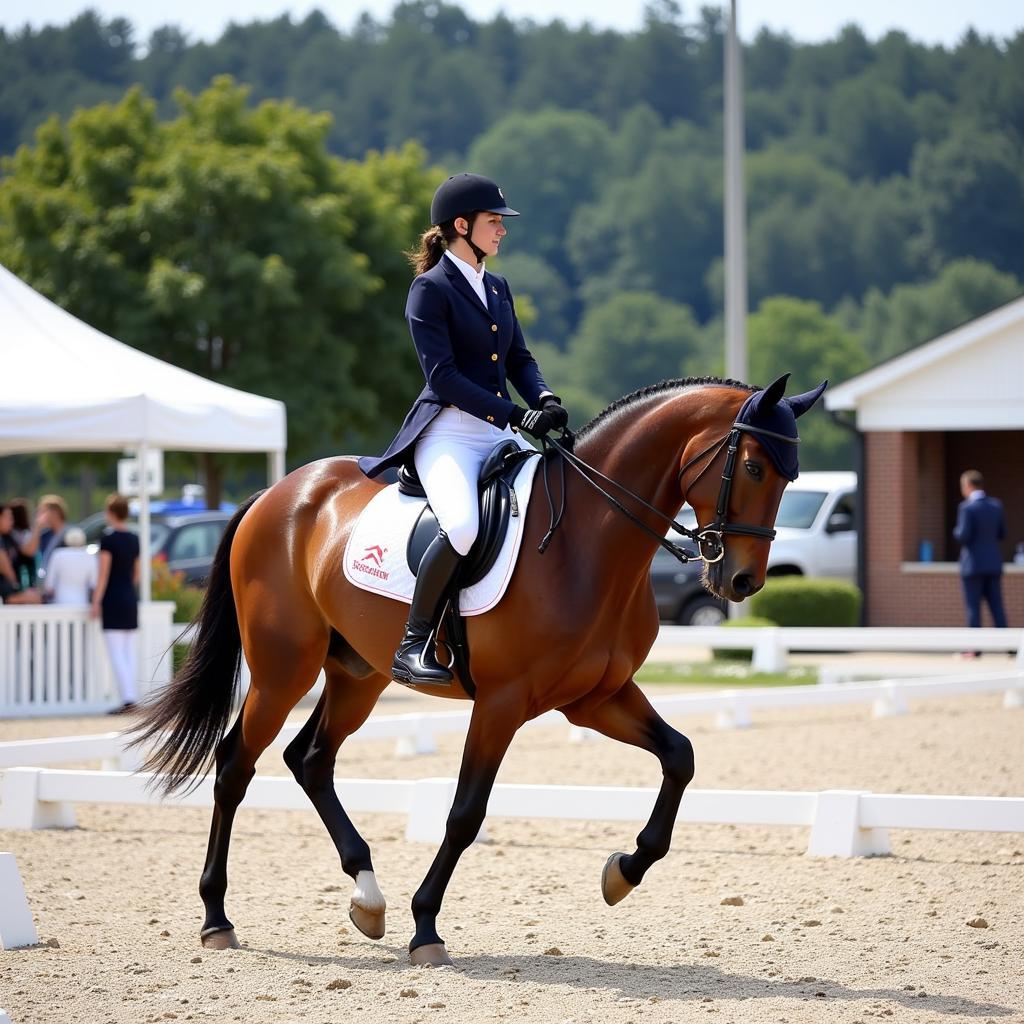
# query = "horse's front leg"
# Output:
<box><xmin>409</xmin><ymin>694</ymin><xmax>525</xmax><ymax>966</ymax></box>
<box><xmin>561</xmin><ymin>679</ymin><xmax>694</xmax><ymax>905</ymax></box>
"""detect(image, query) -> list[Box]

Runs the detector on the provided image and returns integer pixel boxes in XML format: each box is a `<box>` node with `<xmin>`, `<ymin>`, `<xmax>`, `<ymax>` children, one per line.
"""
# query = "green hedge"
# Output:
<box><xmin>748</xmin><ymin>577</ymin><xmax>862</xmax><ymax>627</ymax></box>
<box><xmin>712</xmin><ymin>616</ymin><xmax>778</xmax><ymax>661</ymax></box>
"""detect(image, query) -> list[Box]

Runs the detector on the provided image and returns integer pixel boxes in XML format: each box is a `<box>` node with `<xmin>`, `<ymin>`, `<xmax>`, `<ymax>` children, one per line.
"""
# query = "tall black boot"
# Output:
<box><xmin>392</xmin><ymin>532</ymin><xmax>463</xmax><ymax>685</ymax></box>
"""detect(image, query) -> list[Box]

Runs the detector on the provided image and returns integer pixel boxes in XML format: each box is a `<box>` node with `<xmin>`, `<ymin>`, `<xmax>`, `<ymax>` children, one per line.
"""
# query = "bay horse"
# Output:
<box><xmin>132</xmin><ymin>373</ymin><xmax>824</xmax><ymax>966</ymax></box>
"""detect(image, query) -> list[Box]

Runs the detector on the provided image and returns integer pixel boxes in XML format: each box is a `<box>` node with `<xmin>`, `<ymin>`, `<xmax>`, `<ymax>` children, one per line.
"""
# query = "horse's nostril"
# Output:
<box><xmin>731</xmin><ymin>572</ymin><xmax>754</xmax><ymax>598</ymax></box>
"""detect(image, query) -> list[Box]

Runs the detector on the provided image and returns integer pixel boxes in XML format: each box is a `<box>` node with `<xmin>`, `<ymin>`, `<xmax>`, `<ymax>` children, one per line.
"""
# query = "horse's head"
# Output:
<box><xmin>680</xmin><ymin>374</ymin><xmax>827</xmax><ymax>603</ymax></box>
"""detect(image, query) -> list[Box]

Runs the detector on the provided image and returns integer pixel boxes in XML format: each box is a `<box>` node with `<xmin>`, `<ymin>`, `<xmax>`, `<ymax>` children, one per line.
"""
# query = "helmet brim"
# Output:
<box><xmin>483</xmin><ymin>206</ymin><xmax>520</xmax><ymax>216</ymax></box>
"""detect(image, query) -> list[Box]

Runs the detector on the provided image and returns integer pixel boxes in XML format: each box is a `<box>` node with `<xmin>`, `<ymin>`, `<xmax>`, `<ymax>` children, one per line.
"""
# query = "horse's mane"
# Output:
<box><xmin>575</xmin><ymin>376</ymin><xmax>759</xmax><ymax>442</ymax></box>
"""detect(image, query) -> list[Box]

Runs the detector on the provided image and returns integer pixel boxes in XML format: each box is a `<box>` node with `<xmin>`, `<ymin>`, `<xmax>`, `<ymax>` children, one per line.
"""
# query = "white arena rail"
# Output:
<box><xmin>1</xmin><ymin>767</ymin><xmax>1022</xmax><ymax>859</ymax></box>
<box><xmin>0</xmin><ymin>603</ymin><xmax>175</xmax><ymax>717</ymax></box>
<box><xmin>653</xmin><ymin>625</ymin><xmax>1024</xmax><ymax>672</ymax></box>
<box><xmin>1</xmin><ymin>671</ymin><xmax>1021</xmax><ymax>772</ymax></box>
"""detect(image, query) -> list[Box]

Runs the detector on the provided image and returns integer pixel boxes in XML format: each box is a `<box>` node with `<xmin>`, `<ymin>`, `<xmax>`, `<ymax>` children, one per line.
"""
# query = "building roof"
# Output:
<box><xmin>825</xmin><ymin>294</ymin><xmax>1024</xmax><ymax>431</ymax></box>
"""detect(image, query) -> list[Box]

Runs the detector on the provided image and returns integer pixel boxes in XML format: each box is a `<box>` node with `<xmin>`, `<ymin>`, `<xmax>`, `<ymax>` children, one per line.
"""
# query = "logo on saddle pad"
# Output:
<box><xmin>352</xmin><ymin>544</ymin><xmax>389</xmax><ymax>580</ymax></box>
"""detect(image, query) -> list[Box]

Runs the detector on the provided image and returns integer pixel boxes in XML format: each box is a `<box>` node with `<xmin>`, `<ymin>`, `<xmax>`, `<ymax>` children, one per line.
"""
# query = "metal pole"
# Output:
<box><xmin>724</xmin><ymin>0</ymin><xmax>748</xmax><ymax>383</ymax></box>
<box><xmin>268</xmin><ymin>449</ymin><xmax>286</xmax><ymax>485</ymax></box>
<box><xmin>137</xmin><ymin>441</ymin><xmax>151</xmax><ymax>603</ymax></box>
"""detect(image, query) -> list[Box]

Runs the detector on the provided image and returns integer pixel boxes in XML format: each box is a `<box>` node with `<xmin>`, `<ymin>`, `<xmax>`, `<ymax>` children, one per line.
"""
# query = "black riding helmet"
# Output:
<box><xmin>430</xmin><ymin>173</ymin><xmax>519</xmax><ymax>226</ymax></box>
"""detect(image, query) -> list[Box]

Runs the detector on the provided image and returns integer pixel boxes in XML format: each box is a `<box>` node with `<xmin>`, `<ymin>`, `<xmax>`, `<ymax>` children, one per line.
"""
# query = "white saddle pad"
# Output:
<box><xmin>344</xmin><ymin>455</ymin><xmax>540</xmax><ymax>616</ymax></box>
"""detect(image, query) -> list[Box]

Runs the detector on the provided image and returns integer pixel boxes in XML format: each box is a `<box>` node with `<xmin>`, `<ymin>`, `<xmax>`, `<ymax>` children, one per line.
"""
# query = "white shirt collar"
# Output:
<box><xmin>967</xmin><ymin>489</ymin><xmax>987</xmax><ymax>501</ymax></box>
<box><xmin>444</xmin><ymin>249</ymin><xmax>488</xmax><ymax>307</ymax></box>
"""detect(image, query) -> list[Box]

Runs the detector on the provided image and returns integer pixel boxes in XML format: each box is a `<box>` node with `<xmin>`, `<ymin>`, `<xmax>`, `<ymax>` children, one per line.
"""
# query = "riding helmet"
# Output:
<box><xmin>430</xmin><ymin>173</ymin><xmax>519</xmax><ymax>226</ymax></box>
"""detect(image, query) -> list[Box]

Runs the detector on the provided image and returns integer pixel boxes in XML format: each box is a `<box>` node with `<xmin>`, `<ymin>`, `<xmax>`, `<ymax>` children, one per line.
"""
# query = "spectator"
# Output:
<box><xmin>45</xmin><ymin>527</ymin><xmax>98</xmax><ymax>605</ymax></box>
<box><xmin>91</xmin><ymin>493</ymin><xmax>140</xmax><ymax>714</ymax></box>
<box><xmin>9</xmin><ymin>498</ymin><xmax>39</xmax><ymax>587</ymax></box>
<box><xmin>0</xmin><ymin>504</ymin><xmax>42</xmax><ymax>604</ymax></box>
<box><xmin>36</xmin><ymin>494</ymin><xmax>69</xmax><ymax>578</ymax></box>
<box><xmin>953</xmin><ymin>470</ymin><xmax>1008</xmax><ymax>647</ymax></box>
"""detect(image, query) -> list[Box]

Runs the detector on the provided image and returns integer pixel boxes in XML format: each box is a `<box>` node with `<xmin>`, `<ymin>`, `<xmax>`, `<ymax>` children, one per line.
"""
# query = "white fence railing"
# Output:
<box><xmin>652</xmin><ymin>625</ymin><xmax>1024</xmax><ymax>672</ymax></box>
<box><xmin>1</xmin><ymin>671</ymin><xmax>1020</xmax><ymax>772</ymax></box>
<box><xmin>1</xmin><ymin>767</ymin><xmax>1022</xmax><ymax>858</ymax></box>
<box><xmin>0</xmin><ymin>603</ymin><xmax>175</xmax><ymax>717</ymax></box>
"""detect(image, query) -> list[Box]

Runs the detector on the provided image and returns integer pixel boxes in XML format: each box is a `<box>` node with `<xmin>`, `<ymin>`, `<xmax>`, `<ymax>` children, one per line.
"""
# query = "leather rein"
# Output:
<box><xmin>537</xmin><ymin>422</ymin><xmax>798</xmax><ymax>564</ymax></box>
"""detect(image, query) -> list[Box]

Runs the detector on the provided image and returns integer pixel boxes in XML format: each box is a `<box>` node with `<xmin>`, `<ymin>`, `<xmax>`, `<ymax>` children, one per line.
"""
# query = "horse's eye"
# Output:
<box><xmin>744</xmin><ymin>460</ymin><xmax>763</xmax><ymax>480</ymax></box>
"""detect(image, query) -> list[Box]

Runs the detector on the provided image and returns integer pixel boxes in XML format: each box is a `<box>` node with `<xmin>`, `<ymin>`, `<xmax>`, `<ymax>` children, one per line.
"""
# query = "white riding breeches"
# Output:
<box><xmin>414</xmin><ymin>407</ymin><xmax>534</xmax><ymax>556</ymax></box>
<box><xmin>103</xmin><ymin>629</ymin><xmax>139</xmax><ymax>703</ymax></box>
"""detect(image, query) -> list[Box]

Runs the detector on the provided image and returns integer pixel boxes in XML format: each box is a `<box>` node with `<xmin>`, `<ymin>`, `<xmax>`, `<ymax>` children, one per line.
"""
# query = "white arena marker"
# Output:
<box><xmin>0</xmin><ymin>1009</ymin><xmax>13</xmax><ymax>1023</ymax></box>
<box><xmin>0</xmin><ymin>852</ymin><xmax>39</xmax><ymax>949</ymax></box>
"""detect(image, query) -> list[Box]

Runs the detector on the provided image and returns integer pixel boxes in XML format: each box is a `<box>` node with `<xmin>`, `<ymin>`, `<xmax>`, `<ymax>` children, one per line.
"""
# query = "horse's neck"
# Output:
<box><xmin>571</xmin><ymin>390</ymin><xmax>733</xmax><ymax>572</ymax></box>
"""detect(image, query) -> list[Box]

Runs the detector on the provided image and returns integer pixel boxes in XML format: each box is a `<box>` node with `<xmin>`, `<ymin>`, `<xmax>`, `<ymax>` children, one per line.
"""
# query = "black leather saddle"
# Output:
<box><xmin>399</xmin><ymin>440</ymin><xmax>537</xmax><ymax>587</ymax></box>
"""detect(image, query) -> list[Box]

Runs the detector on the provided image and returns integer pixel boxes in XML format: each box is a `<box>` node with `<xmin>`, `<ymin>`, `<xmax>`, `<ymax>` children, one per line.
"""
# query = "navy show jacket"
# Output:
<box><xmin>359</xmin><ymin>255</ymin><xmax>549</xmax><ymax>479</ymax></box>
<box><xmin>953</xmin><ymin>495</ymin><xmax>1007</xmax><ymax>576</ymax></box>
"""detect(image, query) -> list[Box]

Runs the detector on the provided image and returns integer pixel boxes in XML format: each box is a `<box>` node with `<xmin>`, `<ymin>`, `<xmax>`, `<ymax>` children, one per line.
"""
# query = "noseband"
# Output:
<box><xmin>539</xmin><ymin>420</ymin><xmax>798</xmax><ymax>565</ymax></box>
<box><xmin>676</xmin><ymin>422</ymin><xmax>799</xmax><ymax>563</ymax></box>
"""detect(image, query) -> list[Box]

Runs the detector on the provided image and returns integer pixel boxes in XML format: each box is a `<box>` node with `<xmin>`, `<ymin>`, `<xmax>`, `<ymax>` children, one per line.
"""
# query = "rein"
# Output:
<box><xmin>537</xmin><ymin>421</ymin><xmax>798</xmax><ymax>564</ymax></box>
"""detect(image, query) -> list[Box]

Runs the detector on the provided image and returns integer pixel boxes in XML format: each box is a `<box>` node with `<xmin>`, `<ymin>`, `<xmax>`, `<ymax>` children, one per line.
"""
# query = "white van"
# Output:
<box><xmin>764</xmin><ymin>471</ymin><xmax>857</xmax><ymax>583</ymax></box>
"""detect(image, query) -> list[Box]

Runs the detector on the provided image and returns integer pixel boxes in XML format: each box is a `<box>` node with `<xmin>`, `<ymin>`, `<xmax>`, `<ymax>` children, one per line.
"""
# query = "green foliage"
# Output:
<box><xmin>711</xmin><ymin>615</ymin><xmax>779</xmax><ymax>661</ymax></box>
<box><xmin>748</xmin><ymin>577</ymin><xmax>862</xmax><ymax>626</ymax></box>
<box><xmin>0</xmin><ymin>78</ymin><xmax>438</xmax><ymax>463</ymax></box>
<box><xmin>746</xmin><ymin>297</ymin><xmax>868</xmax><ymax>468</ymax></box>
<box><xmin>151</xmin><ymin>559</ymin><xmax>204</xmax><ymax>623</ymax></box>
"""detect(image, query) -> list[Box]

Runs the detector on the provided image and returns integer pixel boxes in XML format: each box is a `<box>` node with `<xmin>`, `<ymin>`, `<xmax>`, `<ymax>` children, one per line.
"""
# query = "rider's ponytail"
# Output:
<box><xmin>407</xmin><ymin>220</ymin><xmax>464</xmax><ymax>275</ymax></box>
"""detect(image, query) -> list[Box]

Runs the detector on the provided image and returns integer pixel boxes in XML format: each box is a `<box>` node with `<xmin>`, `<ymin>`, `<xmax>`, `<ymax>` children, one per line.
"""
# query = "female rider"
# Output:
<box><xmin>358</xmin><ymin>173</ymin><xmax>569</xmax><ymax>686</ymax></box>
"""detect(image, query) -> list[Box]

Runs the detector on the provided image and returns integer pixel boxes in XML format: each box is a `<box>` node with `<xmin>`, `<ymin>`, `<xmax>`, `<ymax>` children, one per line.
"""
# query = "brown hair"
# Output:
<box><xmin>961</xmin><ymin>469</ymin><xmax>985</xmax><ymax>490</ymax></box>
<box><xmin>39</xmin><ymin>494</ymin><xmax>68</xmax><ymax>522</ymax></box>
<box><xmin>105</xmin><ymin>492</ymin><xmax>130</xmax><ymax>520</ymax></box>
<box><xmin>406</xmin><ymin>218</ymin><xmax>469</xmax><ymax>275</ymax></box>
<box><xmin>9</xmin><ymin>498</ymin><xmax>30</xmax><ymax>532</ymax></box>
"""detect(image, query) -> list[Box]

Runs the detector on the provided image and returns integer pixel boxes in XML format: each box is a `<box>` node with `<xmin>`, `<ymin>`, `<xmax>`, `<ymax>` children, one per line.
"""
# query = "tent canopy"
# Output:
<box><xmin>0</xmin><ymin>263</ymin><xmax>286</xmax><ymax>455</ymax></box>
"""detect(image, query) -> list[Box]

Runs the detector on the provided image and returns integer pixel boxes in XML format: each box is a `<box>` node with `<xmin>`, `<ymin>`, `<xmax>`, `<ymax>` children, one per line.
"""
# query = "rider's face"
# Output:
<box><xmin>457</xmin><ymin>213</ymin><xmax>506</xmax><ymax>258</ymax></box>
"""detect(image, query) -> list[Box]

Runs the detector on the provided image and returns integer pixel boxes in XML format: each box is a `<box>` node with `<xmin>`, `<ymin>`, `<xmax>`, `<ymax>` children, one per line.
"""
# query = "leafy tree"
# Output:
<box><xmin>492</xmin><ymin>252</ymin><xmax>573</xmax><ymax>349</ymax></box>
<box><xmin>826</xmin><ymin>76</ymin><xmax>915</xmax><ymax>179</ymax></box>
<box><xmin>563</xmin><ymin>291</ymin><xmax>703</xmax><ymax>407</ymax></box>
<box><xmin>468</xmin><ymin>108</ymin><xmax>614</xmax><ymax>282</ymax></box>
<box><xmin>0</xmin><ymin>78</ymin><xmax>437</xmax><ymax>501</ymax></box>
<box><xmin>841</xmin><ymin>258</ymin><xmax>1022</xmax><ymax>363</ymax></box>
<box><xmin>747</xmin><ymin>297</ymin><xmax>869</xmax><ymax>468</ymax></box>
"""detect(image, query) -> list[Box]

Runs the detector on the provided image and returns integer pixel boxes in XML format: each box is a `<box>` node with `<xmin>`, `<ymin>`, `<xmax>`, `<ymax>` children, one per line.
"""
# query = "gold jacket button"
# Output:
<box><xmin>490</xmin><ymin>353</ymin><xmax>498</xmax><ymax>361</ymax></box>
<box><xmin>486</xmin><ymin>415</ymin><xmax>495</xmax><ymax>423</ymax></box>
<box><xmin>490</xmin><ymin>324</ymin><xmax>498</xmax><ymax>332</ymax></box>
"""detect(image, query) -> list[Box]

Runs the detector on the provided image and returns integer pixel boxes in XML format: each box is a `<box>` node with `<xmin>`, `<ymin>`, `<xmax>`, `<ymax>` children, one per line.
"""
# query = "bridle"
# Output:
<box><xmin>537</xmin><ymin>421</ymin><xmax>798</xmax><ymax>565</ymax></box>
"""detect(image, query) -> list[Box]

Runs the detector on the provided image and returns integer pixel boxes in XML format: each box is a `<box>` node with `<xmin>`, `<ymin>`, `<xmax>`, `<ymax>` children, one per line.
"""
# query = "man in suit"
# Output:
<box><xmin>953</xmin><ymin>470</ymin><xmax>1008</xmax><ymax>636</ymax></box>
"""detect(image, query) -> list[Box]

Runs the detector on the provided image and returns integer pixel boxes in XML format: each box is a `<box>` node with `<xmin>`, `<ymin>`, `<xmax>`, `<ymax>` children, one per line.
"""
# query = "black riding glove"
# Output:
<box><xmin>541</xmin><ymin>395</ymin><xmax>569</xmax><ymax>430</ymax></box>
<box><xmin>509</xmin><ymin>405</ymin><xmax>555</xmax><ymax>439</ymax></box>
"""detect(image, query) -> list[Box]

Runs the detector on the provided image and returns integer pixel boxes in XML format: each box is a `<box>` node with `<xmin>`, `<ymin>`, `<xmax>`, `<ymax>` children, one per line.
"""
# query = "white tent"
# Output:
<box><xmin>0</xmin><ymin>262</ymin><xmax>287</xmax><ymax>598</ymax></box>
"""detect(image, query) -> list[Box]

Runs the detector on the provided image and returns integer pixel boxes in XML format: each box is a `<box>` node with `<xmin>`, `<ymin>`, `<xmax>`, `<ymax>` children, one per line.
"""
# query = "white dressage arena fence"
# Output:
<box><xmin>0</xmin><ymin>851</ymin><xmax>38</xmax><ymax>950</ymax></box>
<box><xmin>1</xmin><ymin>767</ymin><xmax>1022</xmax><ymax>859</ymax></box>
<box><xmin>0</xmin><ymin>670</ymin><xmax>1020</xmax><ymax>773</ymax></box>
<box><xmin>0</xmin><ymin>603</ymin><xmax>175</xmax><ymax>717</ymax></box>
<box><xmin>653</xmin><ymin>625</ymin><xmax>1024</xmax><ymax>672</ymax></box>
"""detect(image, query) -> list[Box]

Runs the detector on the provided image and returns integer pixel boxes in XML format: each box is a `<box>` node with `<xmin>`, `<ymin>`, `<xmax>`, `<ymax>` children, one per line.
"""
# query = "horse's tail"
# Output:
<box><xmin>129</xmin><ymin>489</ymin><xmax>266</xmax><ymax>796</ymax></box>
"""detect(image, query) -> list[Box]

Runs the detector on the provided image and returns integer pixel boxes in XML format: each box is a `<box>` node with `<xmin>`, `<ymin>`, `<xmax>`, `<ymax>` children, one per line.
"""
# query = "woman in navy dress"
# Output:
<box><xmin>359</xmin><ymin>173</ymin><xmax>569</xmax><ymax>686</ymax></box>
<box><xmin>91</xmin><ymin>493</ymin><xmax>140</xmax><ymax>713</ymax></box>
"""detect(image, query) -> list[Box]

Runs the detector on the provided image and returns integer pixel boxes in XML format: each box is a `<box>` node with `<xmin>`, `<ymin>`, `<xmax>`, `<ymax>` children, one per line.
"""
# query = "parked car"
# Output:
<box><xmin>78</xmin><ymin>510</ymin><xmax>233</xmax><ymax>586</ymax></box>
<box><xmin>651</xmin><ymin>471</ymin><xmax>858</xmax><ymax>623</ymax></box>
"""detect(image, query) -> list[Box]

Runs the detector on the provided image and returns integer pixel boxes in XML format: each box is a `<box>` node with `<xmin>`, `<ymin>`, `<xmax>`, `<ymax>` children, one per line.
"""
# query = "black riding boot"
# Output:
<box><xmin>391</xmin><ymin>532</ymin><xmax>463</xmax><ymax>685</ymax></box>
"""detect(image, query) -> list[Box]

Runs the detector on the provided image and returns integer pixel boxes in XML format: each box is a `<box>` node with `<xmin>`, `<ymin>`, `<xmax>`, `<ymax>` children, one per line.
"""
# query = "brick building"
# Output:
<box><xmin>825</xmin><ymin>297</ymin><xmax>1024</xmax><ymax>627</ymax></box>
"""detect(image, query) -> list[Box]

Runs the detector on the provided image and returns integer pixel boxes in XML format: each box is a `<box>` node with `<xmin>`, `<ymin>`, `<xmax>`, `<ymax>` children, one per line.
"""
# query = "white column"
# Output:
<box><xmin>268</xmin><ymin>449</ymin><xmax>286</xmax><ymax>484</ymax></box>
<box><xmin>137</xmin><ymin>440</ymin><xmax>151</xmax><ymax>603</ymax></box>
<box><xmin>724</xmin><ymin>0</ymin><xmax>748</xmax><ymax>383</ymax></box>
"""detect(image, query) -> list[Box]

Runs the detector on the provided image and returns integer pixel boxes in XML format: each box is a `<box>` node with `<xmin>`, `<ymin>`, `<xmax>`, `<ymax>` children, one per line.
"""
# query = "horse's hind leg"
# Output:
<box><xmin>282</xmin><ymin>661</ymin><xmax>391</xmax><ymax>940</ymax></box>
<box><xmin>199</xmin><ymin>643</ymin><xmax>326</xmax><ymax>949</ymax></box>
<box><xmin>561</xmin><ymin>680</ymin><xmax>694</xmax><ymax>906</ymax></box>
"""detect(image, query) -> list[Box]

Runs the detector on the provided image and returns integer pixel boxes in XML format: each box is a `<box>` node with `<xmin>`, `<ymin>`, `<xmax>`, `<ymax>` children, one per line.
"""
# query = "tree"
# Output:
<box><xmin>563</xmin><ymin>292</ymin><xmax>704</xmax><ymax>407</ymax></box>
<box><xmin>843</xmin><ymin>258</ymin><xmax>1022</xmax><ymax>364</ymax></box>
<box><xmin>747</xmin><ymin>297</ymin><xmax>869</xmax><ymax>468</ymax></box>
<box><xmin>0</xmin><ymin>78</ymin><xmax>437</xmax><ymax>501</ymax></box>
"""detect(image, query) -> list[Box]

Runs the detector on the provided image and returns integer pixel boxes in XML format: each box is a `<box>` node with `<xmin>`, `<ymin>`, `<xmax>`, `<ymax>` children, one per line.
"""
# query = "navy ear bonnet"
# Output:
<box><xmin>735</xmin><ymin>374</ymin><xmax>828</xmax><ymax>481</ymax></box>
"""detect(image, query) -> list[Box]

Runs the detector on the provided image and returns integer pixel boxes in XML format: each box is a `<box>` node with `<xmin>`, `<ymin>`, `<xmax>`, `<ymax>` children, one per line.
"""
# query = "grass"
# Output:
<box><xmin>635</xmin><ymin>661</ymin><xmax>817</xmax><ymax>687</ymax></box>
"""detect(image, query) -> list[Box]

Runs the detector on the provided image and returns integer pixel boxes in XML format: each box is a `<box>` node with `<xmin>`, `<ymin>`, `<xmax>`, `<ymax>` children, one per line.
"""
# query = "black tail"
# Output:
<box><xmin>129</xmin><ymin>490</ymin><xmax>266</xmax><ymax>795</ymax></box>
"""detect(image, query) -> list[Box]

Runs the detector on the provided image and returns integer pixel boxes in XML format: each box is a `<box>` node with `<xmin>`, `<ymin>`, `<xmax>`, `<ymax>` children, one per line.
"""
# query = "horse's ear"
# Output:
<box><xmin>789</xmin><ymin>380</ymin><xmax>829</xmax><ymax>419</ymax></box>
<box><xmin>760</xmin><ymin>373</ymin><xmax>791</xmax><ymax>411</ymax></box>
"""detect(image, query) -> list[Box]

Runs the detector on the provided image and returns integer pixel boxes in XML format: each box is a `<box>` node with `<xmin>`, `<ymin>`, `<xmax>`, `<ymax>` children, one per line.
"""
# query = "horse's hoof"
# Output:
<box><xmin>200</xmin><ymin>928</ymin><xmax>240</xmax><ymax>950</ymax></box>
<box><xmin>349</xmin><ymin>903</ymin><xmax>386</xmax><ymax>940</ymax></box>
<box><xmin>409</xmin><ymin>942</ymin><xmax>453</xmax><ymax>967</ymax></box>
<box><xmin>601</xmin><ymin>852</ymin><xmax>635</xmax><ymax>906</ymax></box>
